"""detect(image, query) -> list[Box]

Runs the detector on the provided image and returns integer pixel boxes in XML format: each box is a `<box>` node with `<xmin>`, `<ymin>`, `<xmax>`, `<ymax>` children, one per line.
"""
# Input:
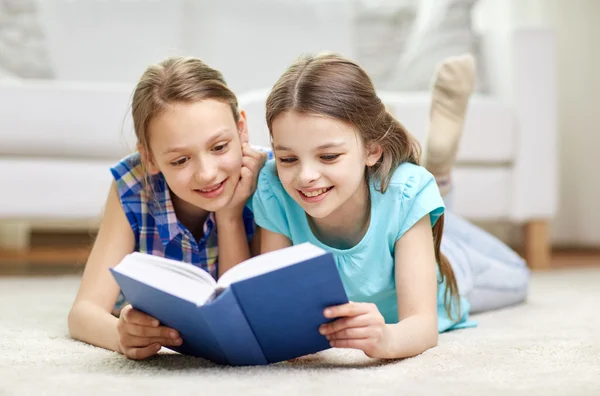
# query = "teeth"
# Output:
<box><xmin>199</xmin><ymin>182</ymin><xmax>221</xmax><ymax>192</ymax></box>
<box><xmin>302</xmin><ymin>188</ymin><xmax>329</xmax><ymax>197</ymax></box>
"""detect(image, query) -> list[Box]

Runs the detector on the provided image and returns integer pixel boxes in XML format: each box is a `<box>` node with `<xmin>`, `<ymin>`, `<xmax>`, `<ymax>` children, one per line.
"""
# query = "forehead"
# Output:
<box><xmin>272</xmin><ymin>111</ymin><xmax>359</xmax><ymax>145</ymax></box>
<box><xmin>148</xmin><ymin>99</ymin><xmax>236</xmax><ymax>142</ymax></box>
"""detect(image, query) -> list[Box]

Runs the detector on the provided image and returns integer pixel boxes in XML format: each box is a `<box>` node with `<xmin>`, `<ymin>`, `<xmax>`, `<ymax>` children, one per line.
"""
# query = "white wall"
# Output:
<box><xmin>477</xmin><ymin>0</ymin><xmax>600</xmax><ymax>247</ymax></box>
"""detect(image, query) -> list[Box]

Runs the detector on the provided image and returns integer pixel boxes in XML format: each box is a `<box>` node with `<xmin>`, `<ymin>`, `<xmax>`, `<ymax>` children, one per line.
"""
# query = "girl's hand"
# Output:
<box><xmin>319</xmin><ymin>302</ymin><xmax>393</xmax><ymax>359</ymax></box>
<box><xmin>116</xmin><ymin>305</ymin><xmax>183</xmax><ymax>360</ymax></box>
<box><xmin>218</xmin><ymin>143</ymin><xmax>267</xmax><ymax>219</ymax></box>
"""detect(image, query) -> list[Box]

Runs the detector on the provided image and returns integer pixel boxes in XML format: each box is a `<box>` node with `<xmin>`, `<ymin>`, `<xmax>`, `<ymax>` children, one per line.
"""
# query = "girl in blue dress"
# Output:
<box><xmin>250</xmin><ymin>53</ymin><xmax>530</xmax><ymax>359</ymax></box>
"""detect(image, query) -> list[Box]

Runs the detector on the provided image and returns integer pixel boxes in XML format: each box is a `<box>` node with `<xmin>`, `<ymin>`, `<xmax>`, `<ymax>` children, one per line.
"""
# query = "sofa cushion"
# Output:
<box><xmin>241</xmin><ymin>90</ymin><xmax>516</xmax><ymax>164</ymax></box>
<box><xmin>1</xmin><ymin>82</ymin><xmax>515</xmax><ymax>164</ymax></box>
<box><xmin>380</xmin><ymin>91</ymin><xmax>514</xmax><ymax>163</ymax></box>
<box><xmin>0</xmin><ymin>80</ymin><xmax>136</xmax><ymax>159</ymax></box>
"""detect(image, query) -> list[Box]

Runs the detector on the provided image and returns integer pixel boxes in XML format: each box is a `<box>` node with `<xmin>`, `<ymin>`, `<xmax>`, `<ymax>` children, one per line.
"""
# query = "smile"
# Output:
<box><xmin>298</xmin><ymin>186</ymin><xmax>333</xmax><ymax>203</ymax></box>
<box><xmin>300</xmin><ymin>187</ymin><xmax>332</xmax><ymax>197</ymax></box>
<box><xmin>194</xmin><ymin>179</ymin><xmax>228</xmax><ymax>198</ymax></box>
<box><xmin>198</xmin><ymin>182</ymin><xmax>223</xmax><ymax>193</ymax></box>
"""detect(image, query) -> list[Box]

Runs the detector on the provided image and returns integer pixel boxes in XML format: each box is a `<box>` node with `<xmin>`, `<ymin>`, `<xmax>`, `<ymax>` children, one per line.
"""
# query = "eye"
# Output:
<box><xmin>278</xmin><ymin>157</ymin><xmax>297</xmax><ymax>164</ymax></box>
<box><xmin>170</xmin><ymin>157</ymin><xmax>189</xmax><ymax>167</ymax></box>
<box><xmin>212</xmin><ymin>142</ymin><xmax>229</xmax><ymax>152</ymax></box>
<box><xmin>320</xmin><ymin>154</ymin><xmax>340</xmax><ymax>162</ymax></box>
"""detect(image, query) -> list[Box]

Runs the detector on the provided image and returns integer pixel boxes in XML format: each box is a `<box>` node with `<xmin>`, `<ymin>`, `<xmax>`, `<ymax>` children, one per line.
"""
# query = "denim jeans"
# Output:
<box><xmin>441</xmin><ymin>194</ymin><xmax>531</xmax><ymax>313</ymax></box>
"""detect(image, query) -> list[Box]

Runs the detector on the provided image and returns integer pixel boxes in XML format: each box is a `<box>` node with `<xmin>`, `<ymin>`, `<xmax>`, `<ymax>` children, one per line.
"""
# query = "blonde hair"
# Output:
<box><xmin>130</xmin><ymin>56</ymin><xmax>239</xmax><ymax>198</ymax></box>
<box><xmin>266</xmin><ymin>53</ymin><xmax>460</xmax><ymax>318</ymax></box>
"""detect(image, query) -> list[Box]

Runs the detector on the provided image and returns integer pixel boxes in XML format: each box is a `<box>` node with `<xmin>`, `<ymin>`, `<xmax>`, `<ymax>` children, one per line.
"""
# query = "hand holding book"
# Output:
<box><xmin>110</xmin><ymin>243</ymin><xmax>349</xmax><ymax>365</ymax></box>
<box><xmin>116</xmin><ymin>305</ymin><xmax>182</xmax><ymax>360</ymax></box>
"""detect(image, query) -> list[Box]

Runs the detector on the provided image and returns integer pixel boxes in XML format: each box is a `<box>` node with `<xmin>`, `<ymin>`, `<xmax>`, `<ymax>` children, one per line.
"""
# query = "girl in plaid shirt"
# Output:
<box><xmin>68</xmin><ymin>57</ymin><xmax>269</xmax><ymax>360</ymax></box>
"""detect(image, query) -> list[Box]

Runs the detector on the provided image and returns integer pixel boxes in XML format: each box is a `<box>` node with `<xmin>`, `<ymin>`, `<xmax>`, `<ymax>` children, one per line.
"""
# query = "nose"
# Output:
<box><xmin>297</xmin><ymin>162</ymin><xmax>320</xmax><ymax>186</ymax></box>
<box><xmin>194</xmin><ymin>156</ymin><xmax>218</xmax><ymax>184</ymax></box>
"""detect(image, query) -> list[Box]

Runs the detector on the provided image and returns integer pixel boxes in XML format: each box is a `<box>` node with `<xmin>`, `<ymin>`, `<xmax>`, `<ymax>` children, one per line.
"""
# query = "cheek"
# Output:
<box><xmin>275</xmin><ymin>166</ymin><xmax>295</xmax><ymax>188</ymax></box>
<box><xmin>221</xmin><ymin>151</ymin><xmax>243</xmax><ymax>175</ymax></box>
<box><xmin>161</xmin><ymin>168</ymin><xmax>192</xmax><ymax>191</ymax></box>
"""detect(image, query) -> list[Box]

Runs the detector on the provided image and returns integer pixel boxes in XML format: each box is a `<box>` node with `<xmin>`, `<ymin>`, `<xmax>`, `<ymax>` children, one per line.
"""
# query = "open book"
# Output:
<box><xmin>110</xmin><ymin>243</ymin><xmax>348</xmax><ymax>366</ymax></box>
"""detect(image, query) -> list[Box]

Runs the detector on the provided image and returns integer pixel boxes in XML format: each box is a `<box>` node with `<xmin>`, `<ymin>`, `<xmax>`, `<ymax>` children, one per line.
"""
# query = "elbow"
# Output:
<box><xmin>428</xmin><ymin>329</ymin><xmax>439</xmax><ymax>349</ymax></box>
<box><xmin>67</xmin><ymin>303</ymin><xmax>82</xmax><ymax>341</ymax></box>
<box><xmin>419</xmin><ymin>316</ymin><xmax>439</xmax><ymax>352</ymax></box>
<box><xmin>427</xmin><ymin>315</ymin><xmax>439</xmax><ymax>349</ymax></box>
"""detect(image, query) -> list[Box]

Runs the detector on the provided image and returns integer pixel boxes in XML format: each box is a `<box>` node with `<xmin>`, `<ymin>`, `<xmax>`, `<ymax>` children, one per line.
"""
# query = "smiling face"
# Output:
<box><xmin>144</xmin><ymin>99</ymin><xmax>244</xmax><ymax>215</ymax></box>
<box><xmin>271</xmin><ymin>110</ymin><xmax>381</xmax><ymax>220</ymax></box>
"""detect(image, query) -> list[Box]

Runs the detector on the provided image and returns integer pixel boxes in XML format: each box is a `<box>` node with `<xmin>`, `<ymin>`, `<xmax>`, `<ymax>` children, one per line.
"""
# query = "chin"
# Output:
<box><xmin>302</xmin><ymin>205</ymin><xmax>334</xmax><ymax>220</ymax></box>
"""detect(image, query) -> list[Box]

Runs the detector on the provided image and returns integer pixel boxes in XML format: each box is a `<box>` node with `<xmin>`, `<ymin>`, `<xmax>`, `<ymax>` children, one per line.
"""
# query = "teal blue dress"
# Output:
<box><xmin>249</xmin><ymin>160</ymin><xmax>475</xmax><ymax>332</ymax></box>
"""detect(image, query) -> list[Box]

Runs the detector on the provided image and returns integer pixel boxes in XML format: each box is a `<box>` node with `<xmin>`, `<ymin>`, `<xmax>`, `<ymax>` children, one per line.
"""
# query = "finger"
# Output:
<box><xmin>242</xmin><ymin>156</ymin><xmax>257</xmax><ymax>171</ymax></box>
<box><xmin>121</xmin><ymin>335</ymin><xmax>183</xmax><ymax>348</ymax></box>
<box><xmin>122</xmin><ymin>306</ymin><xmax>159</xmax><ymax>327</ymax></box>
<box><xmin>239</xmin><ymin>130</ymin><xmax>249</xmax><ymax>145</ymax></box>
<box><xmin>324</xmin><ymin>302</ymin><xmax>374</xmax><ymax>319</ymax></box>
<box><xmin>329</xmin><ymin>338</ymin><xmax>372</xmax><ymax>351</ymax></box>
<box><xmin>125</xmin><ymin>323</ymin><xmax>179</xmax><ymax>339</ymax></box>
<box><xmin>123</xmin><ymin>343</ymin><xmax>162</xmax><ymax>360</ymax></box>
<box><xmin>326</xmin><ymin>327</ymin><xmax>371</xmax><ymax>340</ymax></box>
<box><xmin>236</xmin><ymin>167</ymin><xmax>254</xmax><ymax>194</ymax></box>
<box><xmin>319</xmin><ymin>314</ymin><xmax>371</xmax><ymax>335</ymax></box>
<box><xmin>242</xmin><ymin>144</ymin><xmax>267</xmax><ymax>160</ymax></box>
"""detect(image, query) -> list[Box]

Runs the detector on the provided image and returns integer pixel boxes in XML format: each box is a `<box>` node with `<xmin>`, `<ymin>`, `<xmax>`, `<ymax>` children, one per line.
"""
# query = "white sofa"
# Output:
<box><xmin>0</xmin><ymin>1</ymin><xmax>557</xmax><ymax>268</ymax></box>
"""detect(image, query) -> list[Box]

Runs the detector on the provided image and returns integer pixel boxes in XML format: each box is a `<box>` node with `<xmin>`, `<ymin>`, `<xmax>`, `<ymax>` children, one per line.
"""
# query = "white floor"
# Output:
<box><xmin>1</xmin><ymin>268</ymin><xmax>599</xmax><ymax>396</ymax></box>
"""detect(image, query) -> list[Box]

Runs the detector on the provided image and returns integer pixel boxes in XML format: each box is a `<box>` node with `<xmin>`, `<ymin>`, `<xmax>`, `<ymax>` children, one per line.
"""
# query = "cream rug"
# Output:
<box><xmin>1</xmin><ymin>268</ymin><xmax>599</xmax><ymax>396</ymax></box>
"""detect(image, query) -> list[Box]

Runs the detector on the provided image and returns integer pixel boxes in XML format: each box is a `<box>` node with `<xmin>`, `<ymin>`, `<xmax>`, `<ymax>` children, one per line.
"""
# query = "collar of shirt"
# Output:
<box><xmin>146</xmin><ymin>172</ymin><xmax>215</xmax><ymax>247</ymax></box>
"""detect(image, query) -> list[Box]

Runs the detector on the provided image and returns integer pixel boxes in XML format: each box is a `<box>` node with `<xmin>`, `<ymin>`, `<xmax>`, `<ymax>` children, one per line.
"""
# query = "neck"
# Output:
<box><xmin>171</xmin><ymin>193</ymin><xmax>211</xmax><ymax>240</ymax></box>
<box><xmin>309</xmin><ymin>180</ymin><xmax>371</xmax><ymax>250</ymax></box>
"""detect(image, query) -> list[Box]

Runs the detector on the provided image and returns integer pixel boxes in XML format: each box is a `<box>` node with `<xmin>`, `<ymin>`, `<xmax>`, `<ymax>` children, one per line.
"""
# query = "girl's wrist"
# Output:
<box><xmin>379</xmin><ymin>324</ymin><xmax>397</xmax><ymax>359</ymax></box>
<box><xmin>215</xmin><ymin>210</ymin><xmax>244</xmax><ymax>225</ymax></box>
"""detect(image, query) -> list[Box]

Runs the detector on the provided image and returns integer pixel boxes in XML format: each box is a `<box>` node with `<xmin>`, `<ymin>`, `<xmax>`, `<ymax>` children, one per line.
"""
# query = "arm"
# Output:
<box><xmin>259</xmin><ymin>227</ymin><xmax>292</xmax><ymax>253</ymax></box>
<box><xmin>68</xmin><ymin>182</ymin><xmax>180</xmax><ymax>359</ymax></box>
<box><xmin>216</xmin><ymin>143</ymin><xmax>268</xmax><ymax>275</ymax></box>
<box><xmin>319</xmin><ymin>215</ymin><xmax>438</xmax><ymax>359</ymax></box>
<box><xmin>215</xmin><ymin>213</ymin><xmax>252</xmax><ymax>277</ymax></box>
<box><xmin>68</xmin><ymin>181</ymin><xmax>134</xmax><ymax>352</ymax></box>
<box><xmin>386</xmin><ymin>214</ymin><xmax>439</xmax><ymax>357</ymax></box>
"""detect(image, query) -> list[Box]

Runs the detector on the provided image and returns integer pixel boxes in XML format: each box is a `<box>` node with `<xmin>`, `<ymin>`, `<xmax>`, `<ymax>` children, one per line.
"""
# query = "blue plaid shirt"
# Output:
<box><xmin>110</xmin><ymin>150</ymin><xmax>271</xmax><ymax>312</ymax></box>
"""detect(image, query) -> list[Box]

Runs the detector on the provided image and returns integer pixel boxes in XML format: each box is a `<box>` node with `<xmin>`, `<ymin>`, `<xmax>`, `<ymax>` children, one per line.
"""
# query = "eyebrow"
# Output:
<box><xmin>273</xmin><ymin>142</ymin><xmax>346</xmax><ymax>151</ymax></box>
<box><xmin>161</xmin><ymin>129</ymin><xmax>232</xmax><ymax>155</ymax></box>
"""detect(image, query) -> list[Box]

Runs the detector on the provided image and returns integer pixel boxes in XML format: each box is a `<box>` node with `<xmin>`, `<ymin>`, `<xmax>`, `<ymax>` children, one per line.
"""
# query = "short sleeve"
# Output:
<box><xmin>394</xmin><ymin>164</ymin><xmax>445</xmax><ymax>241</ymax></box>
<box><xmin>109</xmin><ymin>153</ymin><xmax>145</xmax><ymax>236</ymax></box>
<box><xmin>246</xmin><ymin>160</ymin><xmax>292</xmax><ymax>239</ymax></box>
<box><xmin>110</xmin><ymin>152</ymin><xmax>145</xmax><ymax>200</ymax></box>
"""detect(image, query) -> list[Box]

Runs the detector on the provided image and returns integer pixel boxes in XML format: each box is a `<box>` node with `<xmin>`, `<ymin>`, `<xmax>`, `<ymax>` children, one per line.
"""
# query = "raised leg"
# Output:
<box><xmin>523</xmin><ymin>219</ymin><xmax>551</xmax><ymax>270</ymax></box>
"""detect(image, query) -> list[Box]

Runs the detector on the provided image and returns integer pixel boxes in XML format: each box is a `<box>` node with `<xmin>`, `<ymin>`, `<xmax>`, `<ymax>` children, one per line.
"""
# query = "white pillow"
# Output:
<box><xmin>0</xmin><ymin>0</ymin><xmax>54</xmax><ymax>78</ymax></box>
<box><xmin>353</xmin><ymin>0</ymin><xmax>419</xmax><ymax>86</ymax></box>
<box><xmin>386</xmin><ymin>0</ymin><xmax>486</xmax><ymax>92</ymax></box>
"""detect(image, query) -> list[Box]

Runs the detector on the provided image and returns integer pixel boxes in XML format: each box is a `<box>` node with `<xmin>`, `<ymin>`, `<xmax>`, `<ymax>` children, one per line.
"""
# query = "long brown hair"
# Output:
<box><xmin>130</xmin><ymin>56</ymin><xmax>240</xmax><ymax>198</ymax></box>
<box><xmin>265</xmin><ymin>53</ymin><xmax>460</xmax><ymax>318</ymax></box>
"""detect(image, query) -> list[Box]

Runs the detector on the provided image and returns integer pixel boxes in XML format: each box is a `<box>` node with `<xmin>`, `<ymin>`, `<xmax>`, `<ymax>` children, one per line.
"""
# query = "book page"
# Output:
<box><xmin>217</xmin><ymin>243</ymin><xmax>327</xmax><ymax>288</ymax></box>
<box><xmin>114</xmin><ymin>252</ymin><xmax>218</xmax><ymax>305</ymax></box>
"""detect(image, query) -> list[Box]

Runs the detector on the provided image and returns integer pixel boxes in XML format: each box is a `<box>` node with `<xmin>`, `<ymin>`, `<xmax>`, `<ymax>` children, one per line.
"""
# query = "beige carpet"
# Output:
<box><xmin>1</xmin><ymin>268</ymin><xmax>599</xmax><ymax>396</ymax></box>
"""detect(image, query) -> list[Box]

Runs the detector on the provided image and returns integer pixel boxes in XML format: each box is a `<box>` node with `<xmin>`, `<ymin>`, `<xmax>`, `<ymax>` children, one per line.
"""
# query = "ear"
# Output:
<box><xmin>365</xmin><ymin>142</ymin><xmax>383</xmax><ymax>167</ymax></box>
<box><xmin>137</xmin><ymin>144</ymin><xmax>160</xmax><ymax>175</ymax></box>
<box><xmin>237</xmin><ymin>109</ymin><xmax>249</xmax><ymax>145</ymax></box>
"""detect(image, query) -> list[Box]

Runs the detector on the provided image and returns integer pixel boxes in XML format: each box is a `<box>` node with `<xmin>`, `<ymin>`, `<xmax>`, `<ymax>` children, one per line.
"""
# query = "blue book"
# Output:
<box><xmin>110</xmin><ymin>243</ymin><xmax>348</xmax><ymax>366</ymax></box>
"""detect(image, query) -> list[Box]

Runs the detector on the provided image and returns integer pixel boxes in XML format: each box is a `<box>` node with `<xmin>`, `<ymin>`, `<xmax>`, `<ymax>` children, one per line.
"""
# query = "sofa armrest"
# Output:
<box><xmin>511</xmin><ymin>29</ymin><xmax>558</xmax><ymax>221</ymax></box>
<box><xmin>481</xmin><ymin>28</ymin><xmax>558</xmax><ymax>221</ymax></box>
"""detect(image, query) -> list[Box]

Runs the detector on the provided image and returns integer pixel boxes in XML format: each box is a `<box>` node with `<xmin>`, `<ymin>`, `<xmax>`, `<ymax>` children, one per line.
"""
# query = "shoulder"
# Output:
<box><xmin>387</xmin><ymin>162</ymin><xmax>436</xmax><ymax>193</ymax></box>
<box><xmin>257</xmin><ymin>159</ymin><xmax>286</xmax><ymax>196</ymax></box>
<box><xmin>250</xmin><ymin>159</ymin><xmax>289</xmax><ymax>211</ymax></box>
<box><xmin>110</xmin><ymin>152</ymin><xmax>147</xmax><ymax>200</ymax></box>
<box><xmin>374</xmin><ymin>162</ymin><xmax>444</xmax><ymax>239</ymax></box>
<box><xmin>247</xmin><ymin>159</ymin><xmax>296</xmax><ymax>238</ymax></box>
